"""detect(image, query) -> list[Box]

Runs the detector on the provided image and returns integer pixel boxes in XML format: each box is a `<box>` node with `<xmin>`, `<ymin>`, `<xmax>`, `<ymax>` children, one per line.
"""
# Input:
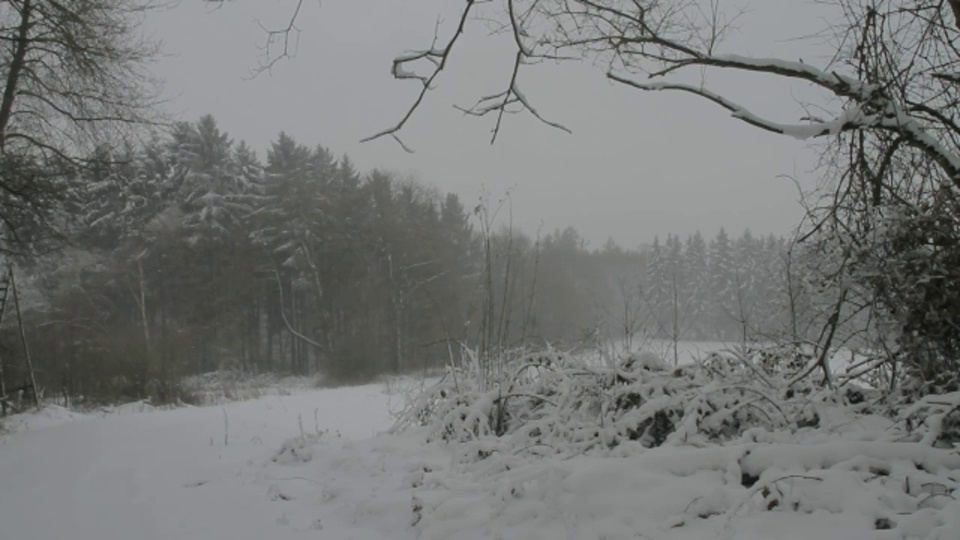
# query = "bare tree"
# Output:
<box><xmin>0</xmin><ymin>0</ymin><xmax>161</xmax><ymax>251</ymax></box>
<box><xmin>365</xmin><ymin>1</ymin><xmax>958</xmax><ymax>166</ymax></box>
<box><xmin>226</xmin><ymin>1</ymin><xmax>960</xmax><ymax>184</ymax></box>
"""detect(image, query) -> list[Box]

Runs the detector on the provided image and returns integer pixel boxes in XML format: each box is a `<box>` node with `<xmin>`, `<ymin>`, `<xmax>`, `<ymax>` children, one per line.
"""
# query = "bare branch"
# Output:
<box><xmin>248</xmin><ymin>0</ymin><xmax>305</xmax><ymax>77</ymax></box>
<box><xmin>360</xmin><ymin>0</ymin><xmax>479</xmax><ymax>151</ymax></box>
<box><xmin>367</xmin><ymin>0</ymin><xmax>570</xmax><ymax>147</ymax></box>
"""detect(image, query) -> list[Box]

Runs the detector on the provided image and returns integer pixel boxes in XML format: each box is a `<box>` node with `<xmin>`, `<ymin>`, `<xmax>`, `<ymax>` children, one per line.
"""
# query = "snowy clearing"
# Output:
<box><xmin>1</xmin><ymin>379</ymin><xmax>957</xmax><ymax>540</ymax></box>
<box><xmin>0</xmin><ymin>384</ymin><xmax>397</xmax><ymax>540</ymax></box>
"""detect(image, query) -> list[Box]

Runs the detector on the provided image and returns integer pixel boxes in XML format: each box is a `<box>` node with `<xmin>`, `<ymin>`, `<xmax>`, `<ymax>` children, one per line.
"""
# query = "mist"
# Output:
<box><xmin>1</xmin><ymin>2</ymin><xmax>957</xmax><ymax>539</ymax></box>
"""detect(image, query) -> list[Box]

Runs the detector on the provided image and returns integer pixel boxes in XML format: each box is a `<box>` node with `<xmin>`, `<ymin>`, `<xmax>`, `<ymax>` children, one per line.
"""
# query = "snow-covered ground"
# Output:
<box><xmin>616</xmin><ymin>339</ymin><xmax>735</xmax><ymax>365</ymax></box>
<box><xmin>0</xmin><ymin>384</ymin><xmax>401</xmax><ymax>540</ymax></box>
<box><xmin>1</xmin><ymin>378</ymin><xmax>957</xmax><ymax>540</ymax></box>
<box><xmin>180</xmin><ymin>371</ymin><xmax>323</xmax><ymax>405</ymax></box>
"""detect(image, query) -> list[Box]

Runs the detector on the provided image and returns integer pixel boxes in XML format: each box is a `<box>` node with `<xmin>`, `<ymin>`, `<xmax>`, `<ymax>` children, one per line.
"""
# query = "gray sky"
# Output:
<box><xmin>146</xmin><ymin>0</ymin><xmax>833</xmax><ymax>248</ymax></box>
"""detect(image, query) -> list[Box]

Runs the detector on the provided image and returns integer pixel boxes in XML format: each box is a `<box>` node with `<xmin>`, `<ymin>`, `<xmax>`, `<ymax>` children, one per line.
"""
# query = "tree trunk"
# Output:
<box><xmin>138</xmin><ymin>258</ymin><xmax>151</xmax><ymax>354</ymax></box>
<box><xmin>0</xmin><ymin>0</ymin><xmax>32</xmax><ymax>148</ymax></box>
<box><xmin>10</xmin><ymin>267</ymin><xmax>39</xmax><ymax>409</ymax></box>
<box><xmin>671</xmin><ymin>273</ymin><xmax>680</xmax><ymax>367</ymax></box>
<box><xmin>950</xmin><ymin>0</ymin><xmax>960</xmax><ymax>31</ymax></box>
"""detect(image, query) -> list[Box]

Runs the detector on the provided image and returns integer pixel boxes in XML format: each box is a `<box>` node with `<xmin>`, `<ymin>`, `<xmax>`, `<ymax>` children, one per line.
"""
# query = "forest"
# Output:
<box><xmin>0</xmin><ymin>114</ymin><xmax>820</xmax><ymax>405</ymax></box>
<box><xmin>3</xmin><ymin>2</ymin><xmax>960</xmax><ymax>540</ymax></box>
<box><xmin>0</xmin><ymin>0</ymin><xmax>952</xmax><ymax>413</ymax></box>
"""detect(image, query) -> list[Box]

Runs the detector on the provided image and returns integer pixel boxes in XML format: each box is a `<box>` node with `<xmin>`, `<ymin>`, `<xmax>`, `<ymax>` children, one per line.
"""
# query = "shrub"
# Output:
<box><xmin>394</xmin><ymin>344</ymin><xmax>877</xmax><ymax>460</ymax></box>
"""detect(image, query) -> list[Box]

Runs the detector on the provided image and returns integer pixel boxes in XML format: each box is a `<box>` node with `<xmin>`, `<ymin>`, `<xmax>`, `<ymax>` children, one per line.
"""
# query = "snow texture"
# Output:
<box><xmin>1</xmin><ymin>367</ymin><xmax>957</xmax><ymax>540</ymax></box>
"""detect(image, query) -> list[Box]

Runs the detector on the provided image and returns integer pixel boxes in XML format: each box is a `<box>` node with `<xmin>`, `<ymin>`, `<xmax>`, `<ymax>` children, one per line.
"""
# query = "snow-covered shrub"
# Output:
<box><xmin>273</xmin><ymin>433</ymin><xmax>323</xmax><ymax>464</ymax></box>
<box><xmin>401</xmin><ymin>346</ymin><xmax>960</xmax><ymax>539</ymax></box>
<box><xmin>851</xmin><ymin>200</ymin><xmax>960</xmax><ymax>397</ymax></box>
<box><xmin>272</xmin><ymin>428</ymin><xmax>340</xmax><ymax>464</ymax></box>
<box><xmin>899</xmin><ymin>391</ymin><xmax>960</xmax><ymax>448</ymax></box>
<box><xmin>394</xmin><ymin>344</ymin><xmax>873</xmax><ymax>459</ymax></box>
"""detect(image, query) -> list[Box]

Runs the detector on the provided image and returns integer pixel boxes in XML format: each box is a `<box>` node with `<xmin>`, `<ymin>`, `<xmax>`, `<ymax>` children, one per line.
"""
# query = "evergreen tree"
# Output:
<box><xmin>645</xmin><ymin>236</ymin><xmax>669</xmax><ymax>337</ymax></box>
<box><xmin>709</xmin><ymin>227</ymin><xmax>736</xmax><ymax>339</ymax></box>
<box><xmin>683</xmin><ymin>232</ymin><xmax>709</xmax><ymax>339</ymax></box>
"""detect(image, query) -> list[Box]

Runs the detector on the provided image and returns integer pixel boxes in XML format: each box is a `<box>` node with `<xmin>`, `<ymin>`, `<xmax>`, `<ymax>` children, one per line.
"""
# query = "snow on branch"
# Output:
<box><xmin>607</xmin><ymin>73</ymin><xmax>865</xmax><ymax>139</ymax></box>
<box><xmin>361</xmin><ymin>0</ymin><xmax>960</xmax><ymax>183</ymax></box>
<box><xmin>878</xmin><ymin>102</ymin><xmax>960</xmax><ymax>182</ymax></box>
<box><xmin>609</xmin><ymin>52</ymin><xmax>960</xmax><ymax>184</ymax></box>
<box><xmin>556</xmin><ymin>0</ymin><xmax>960</xmax><ymax>185</ymax></box>
<box><xmin>699</xmin><ymin>54</ymin><xmax>869</xmax><ymax>98</ymax></box>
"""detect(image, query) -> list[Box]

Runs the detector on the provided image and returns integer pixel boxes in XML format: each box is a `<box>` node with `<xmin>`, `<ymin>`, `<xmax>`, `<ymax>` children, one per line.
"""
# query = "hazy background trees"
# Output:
<box><xmin>0</xmin><ymin>113</ymin><xmax>825</xmax><ymax>405</ymax></box>
<box><xmin>7</xmin><ymin>0</ymin><xmax>955</xmax><ymax>405</ymax></box>
<box><xmin>364</xmin><ymin>0</ymin><xmax>960</xmax><ymax>395</ymax></box>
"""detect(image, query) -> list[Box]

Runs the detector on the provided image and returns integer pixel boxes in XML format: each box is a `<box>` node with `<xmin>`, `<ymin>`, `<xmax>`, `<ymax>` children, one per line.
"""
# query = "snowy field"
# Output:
<box><xmin>1</xmin><ymin>375</ymin><xmax>958</xmax><ymax>539</ymax></box>
<box><xmin>0</xmin><ymin>384</ymin><xmax>398</xmax><ymax>540</ymax></box>
<box><xmin>603</xmin><ymin>339</ymin><xmax>736</xmax><ymax>366</ymax></box>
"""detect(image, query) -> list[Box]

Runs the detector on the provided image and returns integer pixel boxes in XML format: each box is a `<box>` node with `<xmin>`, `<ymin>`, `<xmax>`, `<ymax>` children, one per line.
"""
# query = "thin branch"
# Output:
<box><xmin>361</xmin><ymin>1</ymin><xmax>478</xmax><ymax>151</ymax></box>
<box><xmin>248</xmin><ymin>0</ymin><xmax>304</xmax><ymax>77</ymax></box>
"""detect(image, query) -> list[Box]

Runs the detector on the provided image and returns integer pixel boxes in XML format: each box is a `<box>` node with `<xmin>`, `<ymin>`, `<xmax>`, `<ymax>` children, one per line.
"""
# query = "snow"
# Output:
<box><xmin>0</xmin><ymin>404</ymin><xmax>88</xmax><ymax>432</ymax></box>
<box><xmin>182</xmin><ymin>371</ymin><xmax>321</xmax><ymax>405</ymax></box>
<box><xmin>0</xmin><ymin>384</ymin><xmax>398</xmax><ymax>540</ymax></box>
<box><xmin>710</xmin><ymin>55</ymin><xmax>855</xmax><ymax>86</ymax></box>
<box><xmin>1</xmin><ymin>376</ymin><xmax>956</xmax><ymax>540</ymax></box>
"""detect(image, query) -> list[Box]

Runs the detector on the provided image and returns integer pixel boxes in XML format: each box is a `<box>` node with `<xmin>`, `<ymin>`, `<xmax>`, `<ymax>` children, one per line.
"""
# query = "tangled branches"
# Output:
<box><xmin>393</xmin><ymin>344</ymin><xmax>915</xmax><ymax>460</ymax></box>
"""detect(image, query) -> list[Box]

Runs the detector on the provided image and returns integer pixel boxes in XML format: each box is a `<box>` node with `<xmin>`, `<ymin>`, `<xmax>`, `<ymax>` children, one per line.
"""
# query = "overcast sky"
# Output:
<box><xmin>145</xmin><ymin>0</ymin><xmax>835</xmax><ymax>249</ymax></box>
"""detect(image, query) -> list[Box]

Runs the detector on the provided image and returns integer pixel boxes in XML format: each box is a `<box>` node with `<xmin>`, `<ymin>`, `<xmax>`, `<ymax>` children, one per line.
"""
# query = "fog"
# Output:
<box><xmin>146</xmin><ymin>0</ymin><xmax>828</xmax><ymax>247</ymax></box>
<box><xmin>3</xmin><ymin>2</ymin><xmax>959</xmax><ymax>539</ymax></box>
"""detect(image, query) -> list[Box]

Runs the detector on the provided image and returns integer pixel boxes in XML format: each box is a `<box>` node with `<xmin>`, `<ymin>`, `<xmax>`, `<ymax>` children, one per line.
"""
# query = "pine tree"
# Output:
<box><xmin>683</xmin><ymin>232</ymin><xmax>709</xmax><ymax>339</ymax></box>
<box><xmin>731</xmin><ymin>229</ymin><xmax>761</xmax><ymax>341</ymax></box>
<box><xmin>645</xmin><ymin>236</ymin><xmax>669</xmax><ymax>337</ymax></box>
<box><xmin>709</xmin><ymin>228</ymin><xmax>736</xmax><ymax>340</ymax></box>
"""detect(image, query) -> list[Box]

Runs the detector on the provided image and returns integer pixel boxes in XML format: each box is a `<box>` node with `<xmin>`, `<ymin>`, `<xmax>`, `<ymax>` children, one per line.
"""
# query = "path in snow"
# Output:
<box><xmin>0</xmin><ymin>384</ymin><xmax>400</xmax><ymax>540</ymax></box>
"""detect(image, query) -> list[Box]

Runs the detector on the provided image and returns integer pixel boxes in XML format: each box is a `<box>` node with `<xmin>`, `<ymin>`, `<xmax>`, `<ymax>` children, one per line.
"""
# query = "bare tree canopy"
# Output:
<box><xmin>0</xmin><ymin>0</ymin><xmax>161</xmax><ymax>250</ymax></box>
<box><xmin>355</xmin><ymin>1</ymin><xmax>958</xmax><ymax>171</ymax></box>
<box><xmin>358</xmin><ymin>0</ymin><xmax>960</xmax><ymax>389</ymax></box>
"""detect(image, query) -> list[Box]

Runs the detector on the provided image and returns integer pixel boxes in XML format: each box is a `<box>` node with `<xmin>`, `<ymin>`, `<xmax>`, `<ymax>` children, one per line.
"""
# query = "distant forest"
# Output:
<box><xmin>1</xmin><ymin>116</ymin><xmax>824</xmax><ymax>405</ymax></box>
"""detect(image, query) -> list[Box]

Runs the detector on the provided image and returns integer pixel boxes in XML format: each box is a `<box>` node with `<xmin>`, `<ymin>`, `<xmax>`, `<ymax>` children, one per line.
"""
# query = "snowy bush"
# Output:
<box><xmin>272</xmin><ymin>428</ymin><xmax>341</xmax><ymax>465</ymax></box>
<box><xmin>849</xmin><ymin>200</ymin><xmax>960</xmax><ymax>398</ymax></box>
<box><xmin>397</xmin><ymin>345</ymin><xmax>960</xmax><ymax>539</ymax></box>
<box><xmin>395</xmin><ymin>344</ymin><xmax>871</xmax><ymax>458</ymax></box>
<box><xmin>899</xmin><ymin>391</ymin><xmax>960</xmax><ymax>448</ymax></box>
<box><xmin>272</xmin><ymin>433</ymin><xmax>324</xmax><ymax>464</ymax></box>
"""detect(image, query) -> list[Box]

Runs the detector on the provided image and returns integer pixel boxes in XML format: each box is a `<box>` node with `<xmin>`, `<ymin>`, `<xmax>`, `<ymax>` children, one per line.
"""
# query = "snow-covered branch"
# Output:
<box><xmin>609</xmin><ymin>51</ymin><xmax>960</xmax><ymax>186</ymax></box>
<box><xmin>608</xmin><ymin>73</ymin><xmax>866</xmax><ymax>138</ymax></box>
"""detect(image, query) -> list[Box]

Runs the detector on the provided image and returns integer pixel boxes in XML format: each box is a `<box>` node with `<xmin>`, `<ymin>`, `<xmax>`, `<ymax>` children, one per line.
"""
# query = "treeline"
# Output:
<box><xmin>485</xmin><ymin>228</ymin><xmax>821</xmax><ymax>350</ymax></box>
<box><xmin>640</xmin><ymin>230</ymin><xmax>813</xmax><ymax>344</ymax></box>
<box><xmin>8</xmin><ymin>115</ymin><xmax>481</xmax><ymax>403</ymax></box>
<box><xmin>0</xmin><ymin>115</ymin><xmax>813</xmax><ymax>405</ymax></box>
